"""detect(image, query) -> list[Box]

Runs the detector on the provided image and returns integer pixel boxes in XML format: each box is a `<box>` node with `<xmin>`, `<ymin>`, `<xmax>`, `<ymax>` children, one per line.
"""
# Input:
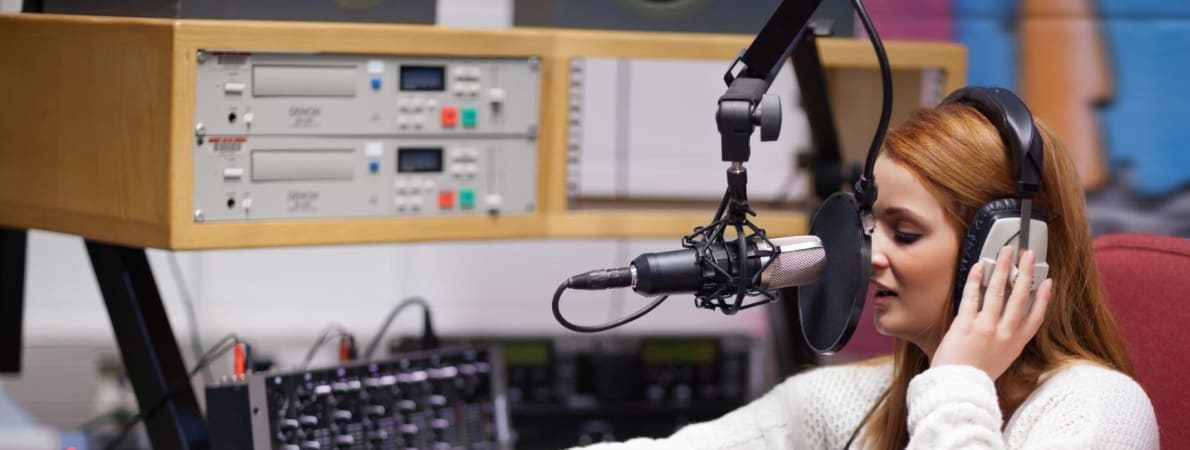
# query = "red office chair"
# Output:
<box><xmin>1094</xmin><ymin>233</ymin><xmax>1190</xmax><ymax>449</ymax></box>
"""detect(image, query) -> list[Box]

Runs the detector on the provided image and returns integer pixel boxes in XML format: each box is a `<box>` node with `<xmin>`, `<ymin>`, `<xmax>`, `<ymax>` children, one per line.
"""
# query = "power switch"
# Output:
<box><xmin>438</xmin><ymin>190</ymin><xmax>455</xmax><ymax>210</ymax></box>
<box><xmin>440</xmin><ymin>107</ymin><xmax>459</xmax><ymax>128</ymax></box>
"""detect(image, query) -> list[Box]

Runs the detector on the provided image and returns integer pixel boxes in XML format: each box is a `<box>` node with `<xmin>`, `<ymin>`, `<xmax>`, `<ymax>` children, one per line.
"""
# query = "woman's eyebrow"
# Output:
<box><xmin>877</xmin><ymin>206</ymin><xmax>926</xmax><ymax>223</ymax></box>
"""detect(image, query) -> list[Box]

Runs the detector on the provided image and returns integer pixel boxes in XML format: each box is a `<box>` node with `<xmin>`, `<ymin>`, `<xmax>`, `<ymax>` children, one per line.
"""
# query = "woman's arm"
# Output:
<box><xmin>578</xmin><ymin>379</ymin><xmax>810</xmax><ymax>450</ymax></box>
<box><xmin>905</xmin><ymin>365</ymin><xmax>1006</xmax><ymax>449</ymax></box>
<box><xmin>576</xmin><ymin>362</ymin><xmax>892</xmax><ymax>450</ymax></box>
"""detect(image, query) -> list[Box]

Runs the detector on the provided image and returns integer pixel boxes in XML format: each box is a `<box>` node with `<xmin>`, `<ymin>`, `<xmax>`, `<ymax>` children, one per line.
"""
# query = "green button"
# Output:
<box><xmin>461</xmin><ymin>107</ymin><xmax>478</xmax><ymax>128</ymax></box>
<box><xmin>459</xmin><ymin>188</ymin><xmax>475</xmax><ymax>209</ymax></box>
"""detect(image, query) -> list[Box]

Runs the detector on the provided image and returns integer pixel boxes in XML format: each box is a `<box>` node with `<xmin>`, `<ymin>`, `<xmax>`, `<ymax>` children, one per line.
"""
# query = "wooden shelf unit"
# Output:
<box><xmin>0</xmin><ymin>13</ymin><xmax>965</xmax><ymax>249</ymax></box>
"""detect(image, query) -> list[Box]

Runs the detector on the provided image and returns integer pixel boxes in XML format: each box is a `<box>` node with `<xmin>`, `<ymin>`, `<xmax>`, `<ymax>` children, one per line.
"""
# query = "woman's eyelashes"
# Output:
<box><xmin>893</xmin><ymin>229</ymin><xmax>923</xmax><ymax>245</ymax></box>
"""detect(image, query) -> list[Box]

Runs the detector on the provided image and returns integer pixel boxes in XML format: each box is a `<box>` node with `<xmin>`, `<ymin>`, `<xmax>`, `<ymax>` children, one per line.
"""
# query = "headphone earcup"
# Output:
<box><xmin>953</xmin><ymin>198</ymin><xmax>1048</xmax><ymax>315</ymax></box>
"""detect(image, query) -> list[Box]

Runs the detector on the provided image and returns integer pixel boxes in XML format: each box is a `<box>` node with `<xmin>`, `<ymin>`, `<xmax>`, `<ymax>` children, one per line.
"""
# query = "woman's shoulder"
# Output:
<box><xmin>1038</xmin><ymin>360</ymin><xmax>1149</xmax><ymax>400</ymax></box>
<box><xmin>1008</xmin><ymin>360</ymin><xmax>1159</xmax><ymax>448</ymax></box>
<box><xmin>1018</xmin><ymin>359</ymin><xmax>1156</xmax><ymax>428</ymax></box>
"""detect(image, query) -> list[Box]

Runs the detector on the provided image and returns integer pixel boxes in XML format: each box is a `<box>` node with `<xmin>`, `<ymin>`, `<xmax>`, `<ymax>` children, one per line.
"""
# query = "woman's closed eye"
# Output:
<box><xmin>893</xmin><ymin>229</ymin><xmax>922</xmax><ymax>244</ymax></box>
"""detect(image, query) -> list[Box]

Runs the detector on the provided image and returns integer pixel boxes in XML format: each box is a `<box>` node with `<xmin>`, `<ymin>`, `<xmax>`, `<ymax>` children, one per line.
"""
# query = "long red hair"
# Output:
<box><xmin>860</xmin><ymin>103</ymin><xmax>1133</xmax><ymax>449</ymax></box>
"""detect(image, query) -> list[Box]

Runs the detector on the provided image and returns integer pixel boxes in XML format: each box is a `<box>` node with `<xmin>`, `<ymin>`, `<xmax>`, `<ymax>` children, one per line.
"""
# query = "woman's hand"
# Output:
<box><xmin>932</xmin><ymin>246</ymin><xmax>1053</xmax><ymax>380</ymax></box>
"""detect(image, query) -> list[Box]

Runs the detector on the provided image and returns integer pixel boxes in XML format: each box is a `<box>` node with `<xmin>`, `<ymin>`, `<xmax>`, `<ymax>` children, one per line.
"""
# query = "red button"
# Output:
<box><xmin>440</xmin><ymin>107</ymin><xmax>458</xmax><ymax>128</ymax></box>
<box><xmin>438</xmin><ymin>190</ymin><xmax>455</xmax><ymax>209</ymax></box>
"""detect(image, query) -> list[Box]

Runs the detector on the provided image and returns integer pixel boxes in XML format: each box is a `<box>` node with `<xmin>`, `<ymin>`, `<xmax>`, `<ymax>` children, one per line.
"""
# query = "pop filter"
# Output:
<box><xmin>795</xmin><ymin>192</ymin><xmax>871</xmax><ymax>354</ymax></box>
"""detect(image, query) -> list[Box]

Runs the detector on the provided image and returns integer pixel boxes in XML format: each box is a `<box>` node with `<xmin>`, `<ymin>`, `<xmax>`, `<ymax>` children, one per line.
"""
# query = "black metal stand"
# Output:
<box><xmin>1</xmin><ymin>227</ymin><xmax>27</xmax><ymax>374</ymax></box>
<box><xmin>86</xmin><ymin>241</ymin><xmax>209</xmax><ymax>450</ymax></box>
<box><xmin>792</xmin><ymin>32</ymin><xmax>852</xmax><ymax>201</ymax></box>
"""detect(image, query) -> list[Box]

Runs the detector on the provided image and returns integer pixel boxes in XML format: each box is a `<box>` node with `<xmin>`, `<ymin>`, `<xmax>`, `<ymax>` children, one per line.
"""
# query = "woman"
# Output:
<box><xmin>581</xmin><ymin>97</ymin><xmax>1159</xmax><ymax>449</ymax></box>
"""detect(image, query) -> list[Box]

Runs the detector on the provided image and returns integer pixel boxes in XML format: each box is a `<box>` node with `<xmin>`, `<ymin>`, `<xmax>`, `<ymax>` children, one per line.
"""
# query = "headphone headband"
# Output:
<box><xmin>941</xmin><ymin>87</ymin><xmax>1045</xmax><ymax>198</ymax></box>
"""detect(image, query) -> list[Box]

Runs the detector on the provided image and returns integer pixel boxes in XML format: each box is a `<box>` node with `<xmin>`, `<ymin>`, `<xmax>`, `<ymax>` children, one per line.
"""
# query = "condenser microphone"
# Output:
<box><xmin>561</xmin><ymin>208</ymin><xmax>867</xmax><ymax>355</ymax></box>
<box><xmin>567</xmin><ymin>235</ymin><xmax>826</xmax><ymax>296</ymax></box>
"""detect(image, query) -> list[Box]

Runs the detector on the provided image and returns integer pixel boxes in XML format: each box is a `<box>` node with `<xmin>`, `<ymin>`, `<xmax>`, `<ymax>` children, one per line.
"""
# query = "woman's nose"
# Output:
<box><xmin>870</xmin><ymin>232</ymin><xmax>891</xmax><ymax>270</ymax></box>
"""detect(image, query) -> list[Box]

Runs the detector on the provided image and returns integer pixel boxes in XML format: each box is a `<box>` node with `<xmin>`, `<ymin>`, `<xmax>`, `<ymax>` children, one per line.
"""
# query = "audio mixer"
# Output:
<box><xmin>206</xmin><ymin>347</ymin><xmax>510</xmax><ymax>450</ymax></box>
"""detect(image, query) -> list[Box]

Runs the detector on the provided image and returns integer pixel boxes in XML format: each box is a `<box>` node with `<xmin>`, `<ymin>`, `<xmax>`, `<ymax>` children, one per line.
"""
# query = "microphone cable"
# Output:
<box><xmin>841</xmin><ymin>2</ymin><xmax>894</xmax><ymax>447</ymax></box>
<box><xmin>552</xmin><ymin>276</ymin><xmax>670</xmax><ymax>333</ymax></box>
<box><xmin>851</xmin><ymin>0</ymin><xmax>894</xmax><ymax>212</ymax></box>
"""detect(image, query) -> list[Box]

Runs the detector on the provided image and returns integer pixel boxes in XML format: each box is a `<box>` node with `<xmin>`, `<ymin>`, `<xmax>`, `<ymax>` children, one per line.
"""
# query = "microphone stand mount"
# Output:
<box><xmin>687</xmin><ymin>0</ymin><xmax>825</xmax><ymax>315</ymax></box>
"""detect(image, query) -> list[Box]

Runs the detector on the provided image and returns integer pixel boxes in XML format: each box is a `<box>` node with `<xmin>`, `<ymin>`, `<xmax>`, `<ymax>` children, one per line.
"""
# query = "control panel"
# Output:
<box><xmin>206</xmin><ymin>347</ymin><xmax>511</xmax><ymax>450</ymax></box>
<box><xmin>389</xmin><ymin>335</ymin><xmax>763</xmax><ymax>449</ymax></box>
<box><xmin>193</xmin><ymin>52</ymin><xmax>540</xmax><ymax>222</ymax></box>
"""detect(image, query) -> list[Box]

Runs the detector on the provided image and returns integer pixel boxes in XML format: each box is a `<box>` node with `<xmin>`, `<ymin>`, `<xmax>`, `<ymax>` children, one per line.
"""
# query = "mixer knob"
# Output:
<box><xmin>399</xmin><ymin>423</ymin><xmax>419</xmax><ymax>436</ymax></box>
<box><xmin>369</xmin><ymin>429</ymin><xmax>390</xmax><ymax>442</ymax></box>
<box><xmin>428</xmin><ymin>395</ymin><xmax>447</xmax><ymax>408</ymax></box>
<box><xmin>279</xmin><ymin>418</ymin><xmax>299</xmax><ymax>431</ymax></box>
<box><xmin>298</xmin><ymin>415</ymin><xmax>318</xmax><ymax>428</ymax></box>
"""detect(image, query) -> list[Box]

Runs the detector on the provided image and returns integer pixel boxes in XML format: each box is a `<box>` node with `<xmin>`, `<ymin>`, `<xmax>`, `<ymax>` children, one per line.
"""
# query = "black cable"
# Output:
<box><xmin>851</xmin><ymin>0</ymin><xmax>894</xmax><ymax>211</ymax></box>
<box><xmin>300</xmin><ymin>323</ymin><xmax>352</xmax><ymax>369</ymax></box>
<box><xmin>843</xmin><ymin>387</ymin><xmax>891</xmax><ymax>449</ymax></box>
<box><xmin>842</xmin><ymin>3</ymin><xmax>893</xmax><ymax>447</ymax></box>
<box><xmin>364</xmin><ymin>296</ymin><xmax>438</xmax><ymax>360</ymax></box>
<box><xmin>552</xmin><ymin>281</ymin><xmax>670</xmax><ymax>333</ymax></box>
<box><xmin>102</xmin><ymin>334</ymin><xmax>241</xmax><ymax>450</ymax></box>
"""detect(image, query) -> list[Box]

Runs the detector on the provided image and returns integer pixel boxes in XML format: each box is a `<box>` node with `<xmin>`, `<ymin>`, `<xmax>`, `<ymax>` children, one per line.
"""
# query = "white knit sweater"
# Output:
<box><xmin>579</xmin><ymin>361</ymin><xmax>1158</xmax><ymax>449</ymax></box>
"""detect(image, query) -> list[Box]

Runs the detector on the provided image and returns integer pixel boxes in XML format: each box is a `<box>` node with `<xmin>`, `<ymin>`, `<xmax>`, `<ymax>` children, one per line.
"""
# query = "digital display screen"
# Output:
<box><xmin>641</xmin><ymin>339</ymin><xmax>718</xmax><ymax>365</ymax></box>
<box><xmin>397</xmin><ymin>148</ymin><xmax>443</xmax><ymax>173</ymax></box>
<box><xmin>399</xmin><ymin>65</ymin><xmax>445</xmax><ymax>91</ymax></box>
<box><xmin>502</xmin><ymin>341</ymin><xmax>550</xmax><ymax>367</ymax></box>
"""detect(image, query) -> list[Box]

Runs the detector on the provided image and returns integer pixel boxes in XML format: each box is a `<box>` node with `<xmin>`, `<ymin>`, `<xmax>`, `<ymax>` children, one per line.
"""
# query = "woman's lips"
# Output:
<box><xmin>872</xmin><ymin>283</ymin><xmax>897</xmax><ymax>307</ymax></box>
<box><xmin>873</xmin><ymin>295</ymin><xmax>896</xmax><ymax>307</ymax></box>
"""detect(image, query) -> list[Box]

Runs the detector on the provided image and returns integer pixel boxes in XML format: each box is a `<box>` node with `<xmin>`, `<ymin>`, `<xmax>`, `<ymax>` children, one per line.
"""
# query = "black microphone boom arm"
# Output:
<box><xmin>714</xmin><ymin>0</ymin><xmax>826</xmax><ymax>253</ymax></box>
<box><xmin>716</xmin><ymin>0</ymin><xmax>824</xmax><ymax>165</ymax></box>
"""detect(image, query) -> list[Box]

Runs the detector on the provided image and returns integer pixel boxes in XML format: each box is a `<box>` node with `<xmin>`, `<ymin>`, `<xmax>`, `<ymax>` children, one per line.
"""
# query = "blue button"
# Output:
<box><xmin>371</xmin><ymin>77</ymin><xmax>382</xmax><ymax>91</ymax></box>
<box><xmin>368</xmin><ymin>160</ymin><xmax>380</xmax><ymax>173</ymax></box>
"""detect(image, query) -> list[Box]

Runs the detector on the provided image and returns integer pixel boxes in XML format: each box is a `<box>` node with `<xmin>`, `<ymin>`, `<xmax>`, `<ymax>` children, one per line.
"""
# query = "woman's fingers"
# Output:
<box><xmin>978</xmin><ymin>246</ymin><xmax>1015</xmax><ymax>321</ymax></box>
<box><xmin>1022</xmin><ymin>278</ymin><xmax>1053</xmax><ymax>336</ymax></box>
<box><xmin>956</xmin><ymin>261</ymin><xmax>985</xmax><ymax>321</ymax></box>
<box><xmin>999</xmin><ymin>250</ymin><xmax>1035</xmax><ymax>332</ymax></box>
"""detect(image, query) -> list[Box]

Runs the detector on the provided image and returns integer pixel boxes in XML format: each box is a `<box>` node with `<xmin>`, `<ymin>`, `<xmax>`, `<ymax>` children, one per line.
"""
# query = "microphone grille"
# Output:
<box><xmin>763</xmin><ymin>236</ymin><xmax>827</xmax><ymax>290</ymax></box>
